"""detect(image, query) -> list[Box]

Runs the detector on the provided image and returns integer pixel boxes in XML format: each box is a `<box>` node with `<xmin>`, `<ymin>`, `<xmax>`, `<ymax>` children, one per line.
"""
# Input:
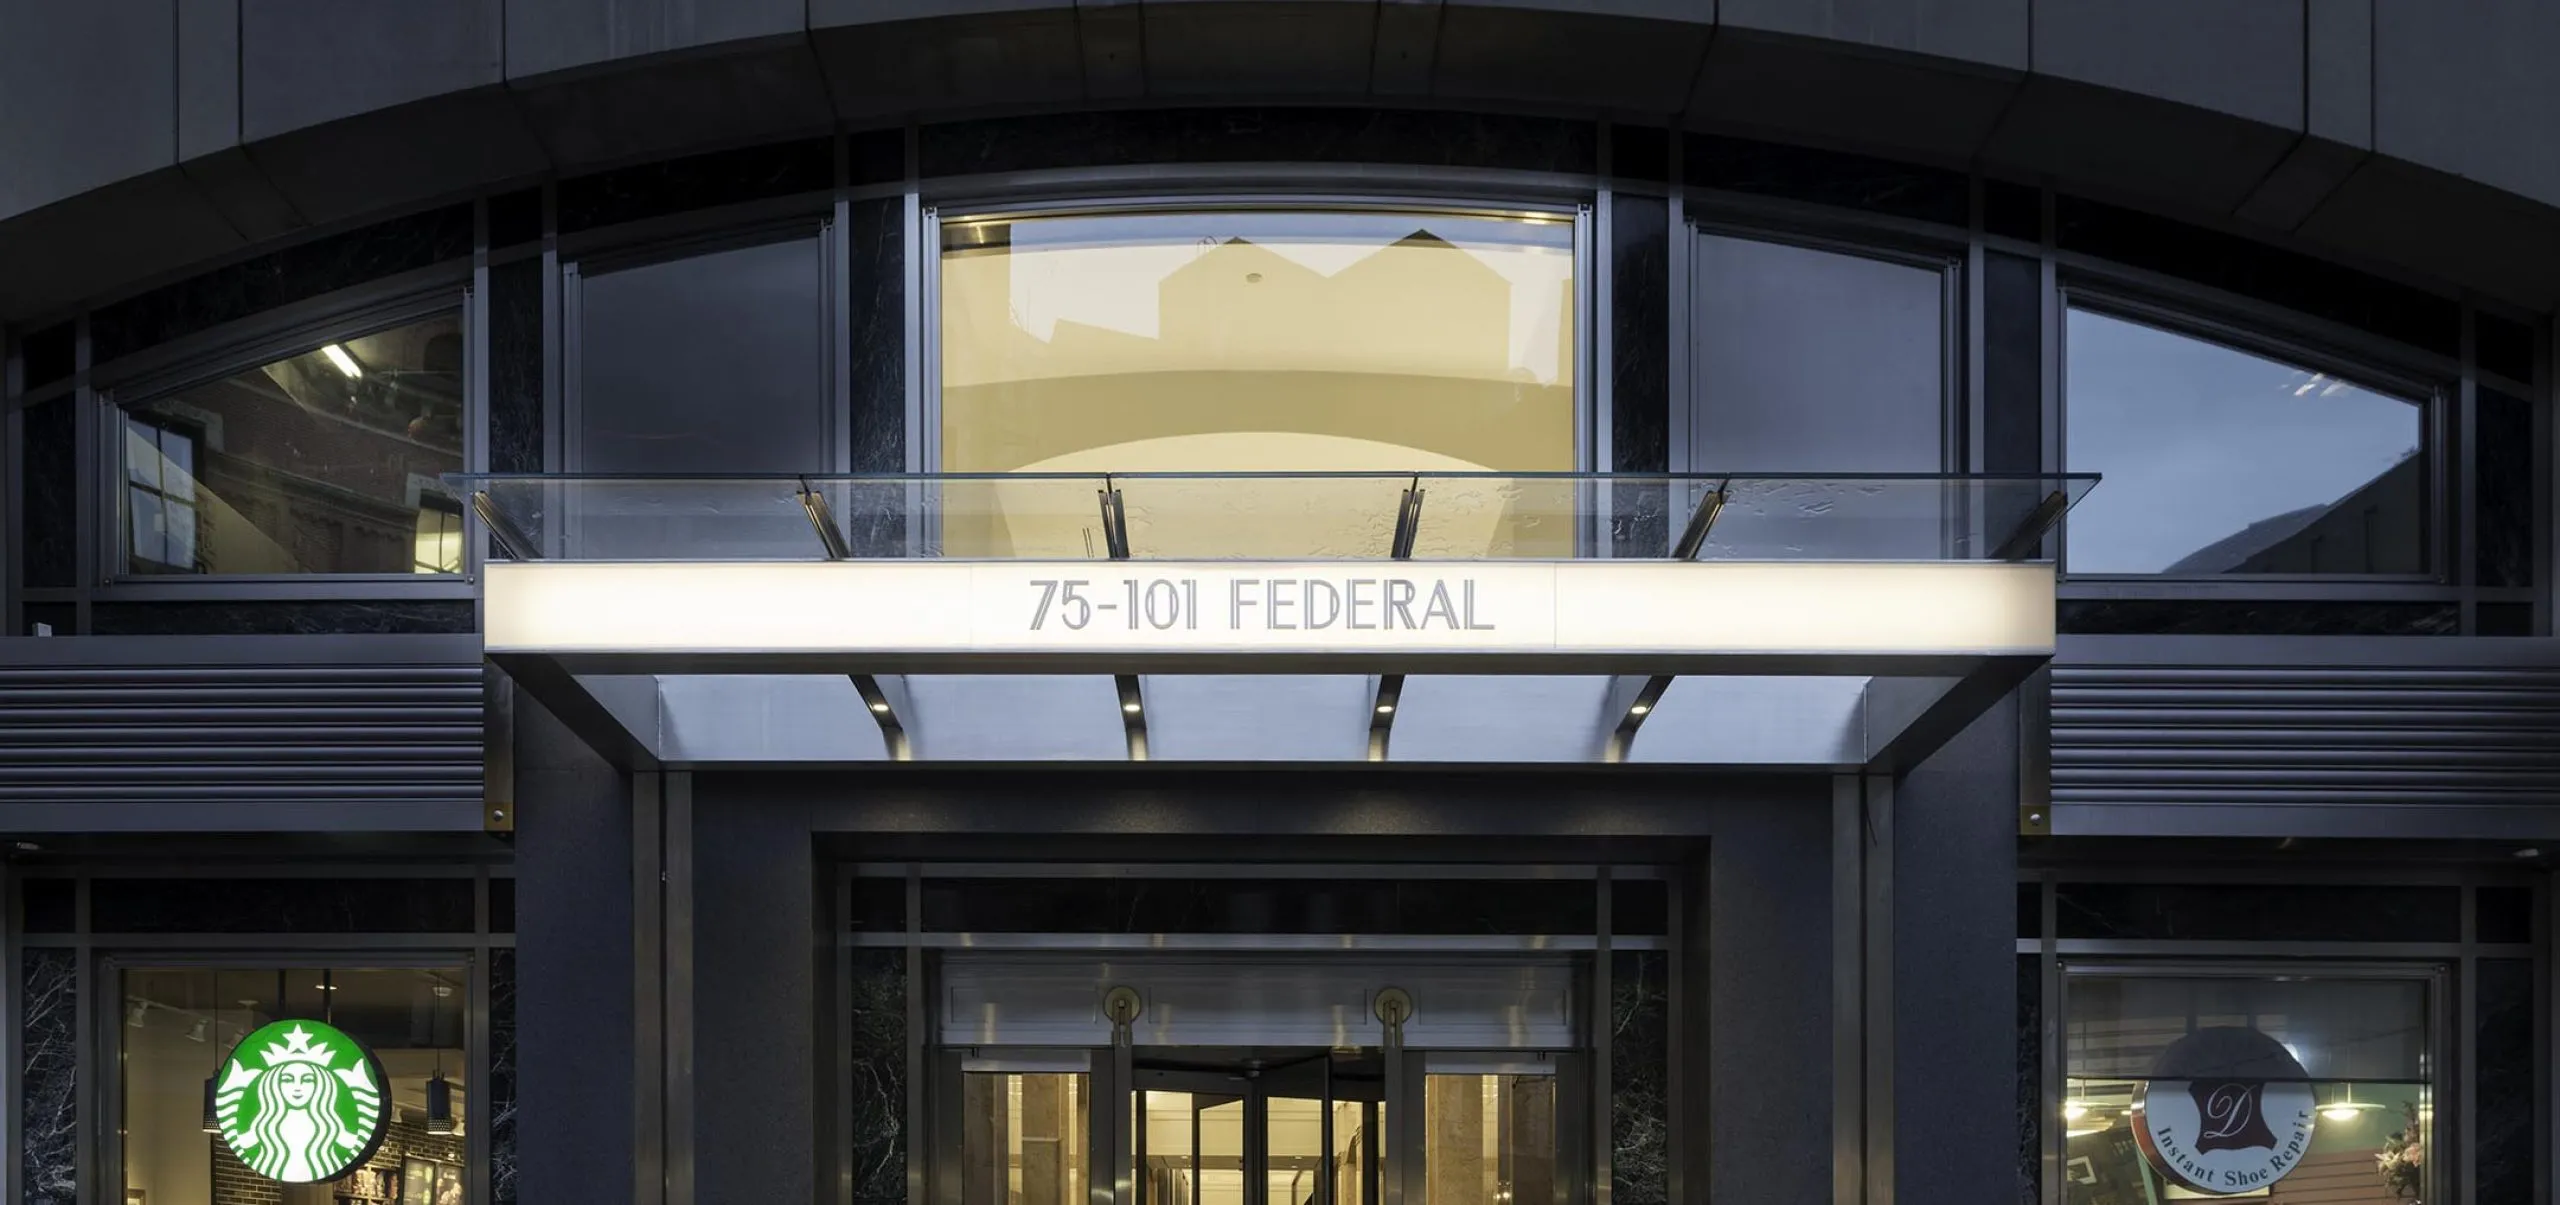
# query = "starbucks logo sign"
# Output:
<box><xmin>2132</xmin><ymin>1028</ymin><xmax>2318</xmax><ymax>1196</ymax></box>
<box><xmin>213</xmin><ymin>1020</ymin><xmax>391</xmax><ymax>1183</ymax></box>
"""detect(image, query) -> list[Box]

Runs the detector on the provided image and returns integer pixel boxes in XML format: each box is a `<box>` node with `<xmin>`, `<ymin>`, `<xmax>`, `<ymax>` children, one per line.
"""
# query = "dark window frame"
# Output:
<box><xmin>2056</xmin><ymin>284</ymin><xmax>2453</xmax><ymax>588</ymax></box>
<box><xmin>92</xmin><ymin>289</ymin><xmax>475</xmax><ymax>593</ymax></box>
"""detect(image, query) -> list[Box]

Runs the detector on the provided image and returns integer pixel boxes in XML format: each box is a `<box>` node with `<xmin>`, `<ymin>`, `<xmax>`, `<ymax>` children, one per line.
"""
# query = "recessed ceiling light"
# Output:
<box><xmin>868</xmin><ymin>701</ymin><xmax>891</xmax><ymax>714</ymax></box>
<box><xmin>1375</xmin><ymin>704</ymin><xmax>1395</xmax><ymax>715</ymax></box>
<box><xmin>1122</xmin><ymin>702</ymin><xmax>1142</xmax><ymax>714</ymax></box>
<box><xmin>1629</xmin><ymin>703</ymin><xmax>1651</xmax><ymax>716</ymax></box>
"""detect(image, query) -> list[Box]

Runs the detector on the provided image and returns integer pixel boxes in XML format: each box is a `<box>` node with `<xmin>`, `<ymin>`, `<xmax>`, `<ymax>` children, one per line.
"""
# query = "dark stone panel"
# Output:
<box><xmin>1610</xmin><ymin>949</ymin><xmax>1669</xmax><ymax>1205</ymax></box>
<box><xmin>19</xmin><ymin>394</ymin><xmax>75</xmax><ymax>588</ymax></box>
<box><xmin>21</xmin><ymin>948</ymin><xmax>76</xmax><ymax>1205</ymax></box>
<box><xmin>695</xmin><ymin>798</ymin><xmax>816</xmax><ymax>1205</ymax></box>
<box><xmin>846</xmin><ymin>195</ymin><xmax>906</xmax><ymax>477</ymax></box>
<box><xmin>1684</xmin><ymin>133</ymin><xmax>1970</xmax><ymax>227</ymax></box>
<box><xmin>2015</xmin><ymin>955</ymin><xmax>2040</xmax><ymax>1205</ymax></box>
<box><xmin>90</xmin><ymin>204</ymin><xmax>474</xmax><ymax>364</ymax></box>
<box><xmin>2475</xmin><ymin>311</ymin><xmax>2536</xmax><ymax>384</ymax></box>
<box><xmin>89</xmin><ymin>877</ymin><xmax>475</xmax><ymax>933</ymax></box>
<box><xmin>2016</xmin><ymin>882</ymin><xmax>2040</xmax><ymax>939</ymax></box>
<box><xmin>2477</xmin><ymin>603</ymin><xmax>2534</xmax><ymax>636</ymax></box>
<box><xmin>488</xmin><ymin>257</ymin><xmax>545</xmax><ymax>474</ymax></box>
<box><xmin>1611</xmin><ymin>124</ymin><xmax>1670</xmax><ymax>184</ymax></box>
<box><xmin>2057</xmin><ymin>600</ymin><xmax>2459</xmax><ymax>636</ymax></box>
<box><xmin>555</xmin><ymin>138</ymin><xmax>832</xmax><ymax>234</ymax></box>
<box><xmin>2054</xmin><ymin>883</ymin><xmax>2459</xmax><ymax>942</ymax></box>
<box><xmin>2476</xmin><ymin>958</ymin><xmax>2534</xmax><ymax>1205</ymax></box>
<box><xmin>488</xmin><ymin>187</ymin><xmax>543</xmax><ymax>250</ymax></box>
<box><xmin>238</xmin><ymin>0</ymin><xmax>503</xmax><ymax>142</ymax></box>
<box><xmin>848</xmin><ymin>948</ymin><xmax>907</xmax><ymax>1205</ymax></box>
<box><xmin>2054</xmin><ymin>195</ymin><xmax>2463</xmax><ymax>356</ymax></box>
<box><xmin>491</xmin><ymin>874</ymin><xmax>517</xmax><ymax>933</ymax></box>
<box><xmin>89</xmin><ymin>601</ymin><xmax>478</xmax><ymax>636</ymax></box>
<box><xmin>2476</xmin><ymin>388</ymin><xmax>2533</xmax><ymax>588</ymax></box>
<box><xmin>20</xmin><ymin>320</ymin><xmax>73</xmax><ymax>388</ymax></box>
<box><xmin>1984</xmin><ymin>179</ymin><xmax>2041</xmax><ymax>243</ymax></box>
<box><xmin>850</xmin><ymin>127</ymin><xmax>905</xmax><ymax>188</ymax></box>
<box><xmin>0</xmin><ymin>0</ymin><xmax>177</xmax><ymax>221</ymax></box>
<box><xmin>514</xmin><ymin>698</ymin><xmax>635</xmax><ymax>1205</ymax></box>
<box><xmin>21</xmin><ymin>878</ymin><xmax>73</xmax><ymax>933</ymax></box>
<box><xmin>489</xmin><ymin>947</ymin><xmax>517</xmax><ymax>1205</ymax></box>
<box><xmin>919</xmin><ymin>108</ymin><xmax>1598</xmax><ymax>178</ymax></box>
<box><xmin>2477</xmin><ymin>886</ymin><xmax>2533</xmax><ymax>944</ymax></box>
<box><xmin>1704</xmin><ymin>800</ymin><xmax>1832</xmax><ymax>1205</ymax></box>
<box><xmin>1895</xmin><ymin>696</ymin><xmax>2018</xmax><ymax>1205</ymax></box>
<box><xmin>1611</xmin><ymin>193</ymin><xmax>1670</xmax><ymax>474</ymax></box>
<box><xmin>1982</xmin><ymin>250</ymin><xmax>2043</xmax><ymax>474</ymax></box>
<box><xmin>1610</xmin><ymin>878</ymin><xmax>1669</xmax><ymax>937</ymax></box>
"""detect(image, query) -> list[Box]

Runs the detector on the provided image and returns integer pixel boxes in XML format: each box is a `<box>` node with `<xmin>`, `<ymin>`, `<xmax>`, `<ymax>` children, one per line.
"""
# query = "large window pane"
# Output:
<box><xmin>574</xmin><ymin>237</ymin><xmax>827</xmax><ymax>474</ymax></box>
<box><xmin>122</xmin><ymin>966</ymin><xmax>470</xmax><ymax>1205</ymax></box>
<box><xmin>121</xmin><ymin>314</ymin><xmax>465</xmax><ymax>576</ymax></box>
<box><xmin>2062</xmin><ymin>973</ymin><xmax>2432</xmax><ymax>1205</ymax></box>
<box><xmin>938</xmin><ymin>209</ymin><xmax>1575</xmax><ymax>557</ymax></box>
<box><xmin>2065</xmin><ymin>309</ymin><xmax>2426</xmax><ymax>575</ymax></box>
<box><xmin>1690</xmin><ymin>235</ymin><xmax>1947</xmax><ymax>474</ymax></box>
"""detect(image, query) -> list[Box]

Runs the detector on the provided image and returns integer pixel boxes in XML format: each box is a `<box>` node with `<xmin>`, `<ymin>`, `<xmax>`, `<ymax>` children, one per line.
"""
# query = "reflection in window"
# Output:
<box><xmin>938</xmin><ymin>210</ymin><xmax>1576</xmax><ymax>557</ymax></box>
<box><xmin>126</xmin><ymin>414</ymin><xmax>202</xmax><ymax>572</ymax></box>
<box><xmin>964</xmin><ymin>1072</ymin><xmax>1089</xmax><ymax>1205</ymax></box>
<box><xmin>121</xmin><ymin>313</ymin><xmax>465</xmax><ymax>576</ymax></box>
<box><xmin>2061</xmin><ymin>973</ymin><xmax>2430</xmax><ymax>1205</ymax></box>
<box><xmin>2065</xmin><ymin>309</ymin><xmax>2425</xmax><ymax>575</ymax></box>
<box><xmin>121</xmin><ymin>966</ymin><xmax>469</xmax><ymax>1205</ymax></box>
<box><xmin>1425</xmin><ymin>1074</ymin><xmax>1556</xmax><ymax>1205</ymax></box>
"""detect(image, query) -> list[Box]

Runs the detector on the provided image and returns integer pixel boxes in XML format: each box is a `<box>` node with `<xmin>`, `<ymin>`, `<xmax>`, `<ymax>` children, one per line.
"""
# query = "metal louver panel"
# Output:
<box><xmin>0</xmin><ymin>635</ymin><xmax>486</xmax><ymax>831</ymax></box>
<box><xmin>2047</xmin><ymin>636</ymin><xmax>2560</xmax><ymax>839</ymax></box>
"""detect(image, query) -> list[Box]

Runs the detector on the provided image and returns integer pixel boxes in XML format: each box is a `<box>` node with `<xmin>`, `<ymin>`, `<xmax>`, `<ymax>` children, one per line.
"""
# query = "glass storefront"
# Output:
<box><xmin>118</xmin><ymin>965</ymin><xmax>472</xmax><ymax>1205</ymax></box>
<box><xmin>2056</xmin><ymin>969</ymin><xmax>2438</xmax><ymax>1205</ymax></box>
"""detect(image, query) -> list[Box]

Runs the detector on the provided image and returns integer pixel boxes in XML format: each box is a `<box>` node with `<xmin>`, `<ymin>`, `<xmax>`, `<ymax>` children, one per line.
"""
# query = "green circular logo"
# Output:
<box><xmin>213</xmin><ymin>1019</ymin><xmax>390</xmax><ymax>1183</ymax></box>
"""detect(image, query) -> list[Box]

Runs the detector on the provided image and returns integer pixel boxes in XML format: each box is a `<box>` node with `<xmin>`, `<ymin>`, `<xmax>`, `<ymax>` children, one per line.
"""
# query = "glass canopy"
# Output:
<box><xmin>447</xmin><ymin>473</ymin><xmax>2095</xmax><ymax>563</ymax></box>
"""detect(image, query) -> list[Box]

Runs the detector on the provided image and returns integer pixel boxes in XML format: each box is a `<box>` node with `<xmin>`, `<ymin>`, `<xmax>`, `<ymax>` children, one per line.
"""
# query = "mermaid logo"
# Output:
<box><xmin>214</xmin><ymin>1020</ymin><xmax>391</xmax><ymax>1183</ymax></box>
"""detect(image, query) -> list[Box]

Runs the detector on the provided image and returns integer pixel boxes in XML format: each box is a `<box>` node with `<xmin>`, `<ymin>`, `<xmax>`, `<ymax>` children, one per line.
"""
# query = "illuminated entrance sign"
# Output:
<box><xmin>484</xmin><ymin>560</ymin><xmax>2056</xmax><ymax>667</ymax></box>
<box><xmin>215</xmin><ymin>1019</ymin><xmax>392</xmax><ymax>1183</ymax></box>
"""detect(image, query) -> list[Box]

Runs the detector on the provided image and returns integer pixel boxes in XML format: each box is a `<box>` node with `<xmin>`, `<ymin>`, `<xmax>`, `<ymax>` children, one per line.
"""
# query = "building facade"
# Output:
<box><xmin>2</xmin><ymin>6</ymin><xmax>2556</xmax><ymax>1205</ymax></box>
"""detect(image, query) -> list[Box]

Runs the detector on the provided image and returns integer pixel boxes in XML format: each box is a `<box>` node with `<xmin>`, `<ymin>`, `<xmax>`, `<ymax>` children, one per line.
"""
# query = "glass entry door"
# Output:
<box><xmin>1135</xmin><ymin>1052</ymin><xmax>1383</xmax><ymax>1205</ymax></box>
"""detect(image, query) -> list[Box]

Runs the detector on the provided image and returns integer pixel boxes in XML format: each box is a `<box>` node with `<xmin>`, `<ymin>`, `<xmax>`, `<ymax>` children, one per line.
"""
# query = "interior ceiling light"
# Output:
<box><xmin>1122</xmin><ymin>701</ymin><xmax>1142</xmax><ymax>714</ymax></box>
<box><xmin>2061</xmin><ymin>1101</ymin><xmax>2091</xmax><ymax>1122</ymax></box>
<box><xmin>321</xmin><ymin>344</ymin><xmax>363</xmax><ymax>378</ymax></box>
<box><xmin>2321</xmin><ymin>1085</ymin><xmax>2383</xmax><ymax>1121</ymax></box>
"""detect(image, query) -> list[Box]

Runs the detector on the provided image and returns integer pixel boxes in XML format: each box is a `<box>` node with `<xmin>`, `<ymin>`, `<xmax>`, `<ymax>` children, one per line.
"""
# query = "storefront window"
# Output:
<box><xmin>2064</xmin><ymin>307</ymin><xmax>2427</xmax><ymax>576</ymax></box>
<box><xmin>121</xmin><ymin>965</ymin><xmax>470</xmax><ymax>1205</ymax></box>
<box><xmin>2061</xmin><ymin>972</ymin><xmax>2431</xmax><ymax>1204</ymax></box>
<box><xmin>120</xmin><ymin>313</ymin><xmax>466</xmax><ymax>576</ymax></box>
<box><xmin>937</xmin><ymin>208</ymin><xmax>1577</xmax><ymax>557</ymax></box>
